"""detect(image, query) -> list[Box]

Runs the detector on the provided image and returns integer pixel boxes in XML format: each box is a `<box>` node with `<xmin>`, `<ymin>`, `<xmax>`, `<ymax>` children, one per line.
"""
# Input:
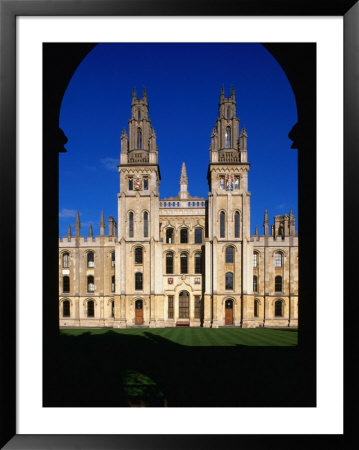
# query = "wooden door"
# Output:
<box><xmin>225</xmin><ymin>300</ymin><xmax>233</xmax><ymax>325</ymax></box>
<box><xmin>135</xmin><ymin>300</ymin><xmax>143</xmax><ymax>324</ymax></box>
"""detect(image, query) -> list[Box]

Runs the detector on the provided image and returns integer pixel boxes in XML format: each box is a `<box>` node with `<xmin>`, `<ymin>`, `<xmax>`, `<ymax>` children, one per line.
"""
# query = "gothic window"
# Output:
<box><xmin>128</xmin><ymin>178</ymin><xmax>133</xmax><ymax>190</ymax></box>
<box><xmin>220</xmin><ymin>212</ymin><xmax>225</xmax><ymax>238</ymax></box>
<box><xmin>87</xmin><ymin>300</ymin><xmax>94</xmax><ymax>318</ymax></box>
<box><xmin>226</xmin><ymin>107</ymin><xmax>230</xmax><ymax>119</ymax></box>
<box><xmin>143</xmin><ymin>178</ymin><xmax>148</xmax><ymax>190</ymax></box>
<box><xmin>135</xmin><ymin>247</ymin><xmax>143</xmax><ymax>264</ymax></box>
<box><xmin>137</xmin><ymin>110</ymin><xmax>141</xmax><ymax>120</ymax></box>
<box><xmin>87</xmin><ymin>251</ymin><xmax>94</xmax><ymax>268</ymax></box>
<box><xmin>62</xmin><ymin>252</ymin><xmax>70</xmax><ymax>268</ymax></box>
<box><xmin>225</xmin><ymin>126</ymin><xmax>231</xmax><ymax>148</ymax></box>
<box><xmin>253</xmin><ymin>252</ymin><xmax>258</xmax><ymax>268</ymax></box>
<box><xmin>168</xmin><ymin>296</ymin><xmax>174</xmax><ymax>319</ymax></box>
<box><xmin>275</xmin><ymin>276</ymin><xmax>282</xmax><ymax>292</ymax></box>
<box><xmin>111</xmin><ymin>275</ymin><xmax>115</xmax><ymax>292</ymax></box>
<box><xmin>111</xmin><ymin>251</ymin><xmax>115</xmax><ymax>267</ymax></box>
<box><xmin>180</xmin><ymin>253</ymin><xmax>188</xmax><ymax>274</ymax></box>
<box><xmin>195</xmin><ymin>228</ymin><xmax>202</xmax><ymax>244</ymax></box>
<box><xmin>87</xmin><ymin>275</ymin><xmax>94</xmax><ymax>292</ymax></box>
<box><xmin>62</xmin><ymin>300</ymin><xmax>70</xmax><ymax>317</ymax></box>
<box><xmin>144</xmin><ymin>211</ymin><xmax>149</xmax><ymax>237</ymax></box>
<box><xmin>166</xmin><ymin>228</ymin><xmax>174</xmax><ymax>243</ymax></box>
<box><xmin>135</xmin><ymin>272</ymin><xmax>143</xmax><ymax>290</ymax></box>
<box><xmin>253</xmin><ymin>275</ymin><xmax>258</xmax><ymax>293</ymax></box>
<box><xmin>166</xmin><ymin>252</ymin><xmax>174</xmax><ymax>274</ymax></box>
<box><xmin>234</xmin><ymin>177</ymin><xmax>240</xmax><ymax>190</ymax></box>
<box><xmin>225</xmin><ymin>246</ymin><xmax>234</xmax><ymax>263</ymax></box>
<box><xmin>275</xmin><ymin>252</ymin><xmax>282</xmax><ymax>268</ymax></box>
<box><xmin>180</xmin><ymin>228</ymin><xmax>188</xmax><ymax>243</ymax></box>
<box><xmin>194</xmin><ymin>296</ymin><xmax>201</xmax><ymax>319</ymax></box>
<box><xmin>111</xmin><ymin>300</ymin><xmax>115</xmax><ymax>318</ymax></box>
<box><xmin>254</xmin><ymin>299</ymin><xmax>259</xmax><ymax>318</ymax></box>
<box><xmin>137</xmin><ymin>128</ymin><xmax>142</xmax><ymax>149</ymax></box>
<box><xmin>225</xmin><ymin>272</ymin><xmax>233</xmax><ymax>290</ymax></box>
<box><xmin>129</xmin><ymin>212</ymin><xmax>134</xmax><ymax>237</ymax></box>
<box><xmin>275</xmin><ymin>300</ymin><xmax>283</xmax><ymax>317</ymax></box>
<box><xmin>234</xmin><ymin>212</ymin><xmax>240</xmax><ymax>238</ymax></box>
<box><xmin>194</xmin><ymin>253</ymin><xmax>202</xmax><ymax>274</ymax></box>
<box><xmin>62</xmin><ymin>276</ymin><xmax>70</xmax><ymax>293</ymax></box>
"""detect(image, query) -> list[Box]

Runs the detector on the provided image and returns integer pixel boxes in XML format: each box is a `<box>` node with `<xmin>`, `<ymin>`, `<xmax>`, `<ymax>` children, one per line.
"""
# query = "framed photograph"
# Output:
<box><xmin>1</xmin><ymin>0</ymin><xmax>356</xmax><ymax>448</ymax></box>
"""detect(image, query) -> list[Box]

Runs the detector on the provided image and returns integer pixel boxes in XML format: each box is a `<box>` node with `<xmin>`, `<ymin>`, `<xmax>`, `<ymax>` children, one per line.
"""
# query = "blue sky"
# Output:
<box><xmin>59</xmin><ymin>43</ymin><xmax>297</xmax><ymax>237</ymax></box>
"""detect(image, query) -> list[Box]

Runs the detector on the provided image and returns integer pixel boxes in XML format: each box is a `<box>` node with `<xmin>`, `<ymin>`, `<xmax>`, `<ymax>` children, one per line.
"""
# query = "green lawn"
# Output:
<box><xmin>47</xmin><ymin>327</ymin><xmax>303</xmax><ymax>407</ymax></box>
<box><xmin>60</xmin><ymin>327</ymin><xmax>297</xmax><ymax>346</ymax></box>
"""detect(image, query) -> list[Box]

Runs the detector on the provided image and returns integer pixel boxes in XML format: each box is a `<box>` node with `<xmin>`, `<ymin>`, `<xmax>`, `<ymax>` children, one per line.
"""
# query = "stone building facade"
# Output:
<box><xmin>59</xmin><ymin>88</ymin><xmax>298</xmax><ymax>328</ymax></box>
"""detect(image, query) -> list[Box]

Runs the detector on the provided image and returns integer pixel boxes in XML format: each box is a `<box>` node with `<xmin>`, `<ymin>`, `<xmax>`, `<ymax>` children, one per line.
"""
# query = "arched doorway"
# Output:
<box><xmin>135</xmin><ymin>299</ymin><xmax>143</xmax><ymax>324</ymax></box>
<box><xmin>225</xmin><ymin>299</ymin><xmax>234</xmax><ymax>325</ymax></box>
<box><xmin>179</xmin><ymin>291</ymin><xmax>190</xmax><ymax>319</ymax></box>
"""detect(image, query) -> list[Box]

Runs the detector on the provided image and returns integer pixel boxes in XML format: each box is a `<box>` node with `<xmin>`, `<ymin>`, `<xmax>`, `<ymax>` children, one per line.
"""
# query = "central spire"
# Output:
<box><xmin>179</xmin><ymin>162</ymin><xmax>189</xmax><ymax>200</ymax></box>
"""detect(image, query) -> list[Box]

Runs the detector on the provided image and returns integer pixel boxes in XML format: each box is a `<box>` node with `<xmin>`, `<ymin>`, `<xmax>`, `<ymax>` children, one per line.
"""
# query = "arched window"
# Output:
<box><xmin>179</xmin><ymin>291</ymin><xmax>190</xmax><ymax>319</ymax></box>
<box><xmin>135</xmin><ymin>272</ymin><xmax>143</xmax><ymax>290</ymax></box>
<box><xmin>195</xmin><ymin>228</ymin><xmax>202</xmax><ymax>244</ymax></box>
<box><xmin>143</xmin><ymin>211</ymin><xmax>148</xmax><ymax>237</ymax></box>
<box><xmin>275</xmin><ymin>300</ymin><xmax>283</xmax><ymax>317</ymax></box>
<box><xmin>87</xmin><ymin>300</ymin><xmax>94</xmax><ymax>318</ymax></box>
<box><xmin>87</xmin><ymin>251</ymin><xmax>94</xmax><ymax>268</ymax></box>
<box><xmin>166</xmin><ymin>252</ymin><xmax>174</xmax><ymax>274</ymax></box>
<box><xmin>225</xmin><ymin>272</ymin><xmax>233</xmax><ymax>290</ymax></box>
<box><xmin>253</xmin><ymin>252</ymin><xmax>258</xmax><ymax>268</ymax></box>
<box><xmin>220</xmin><ymin>212</ymin><xmax>225</xmax><ymax>238</ymax></box>
<box><xmin>111</xmin><ymin>300</ymin><xmax>115</xmax><ymax>318</ymax></box>
<box><xmin>87</xmin><ymin>275</ymin><xmax>94</xmax><ymax>292</ymax></box>
<box><xmin>225</xmin><ymin>246</ymin><xmax>234</xmax><ymax>263</ymax></box>
<box><xmin>62</xmin><ymin>252</ymin><xmax>70</xmax><ymax>268</ymax></box>
<box><xmin>62</xmin><ymin>300</ymin><xmax>70</xmax><ymax>317</ymax></box>
<box><xmin>225</xmin><ymin>126</ymin><xmax>231</xmax><ymax>148</ymax></box>
<box><xmin>226</xmin><ymin>107</ymin><xmax>230</xmax><ymax>119</ymax></box>
<box><xmin>275</xmin><ymin>252</ymin><xmax>282</xmax><ymax>268</ymax></box>
<box><xmin>137</xmin><ymin>128</ymin><xmax>142</xmax><ymax>149</ymax></box>
<box><xmin>254</xmin><ymin>299</ymin><xmax>259</xmax><ymax>318</ymax></box>
<box><xmin>166</xmin><ymin>228</ymin><xmax>174</xmax><ymax>243</ymax></box>
<box><xmin>195</xmin><ymin>253</ymin><xmax>202</xmax><ymax>274</ymax></box>
<box><xmin>111</xmin><ymin>275</ymin><xmax>115</xmax><ymax>292</ymax></box>
<box><xmin>129</xmin><ymin>212</ymin><xmax>134</xmax><ymax>237</ymax></box>
<box><xmin>63</xmin><ymin>276</ymin><xmax>70</xmax><ymax>293</ymax></box>
<box><xmin>253</xmin><ymin>275</ymin><xmax>258</xmax><ymax>292</ymax></box>
<box><xmin>275</xmin><ymin>275</ymin><xmax>282</xmax><ymax>292</ymax></box>
<box><xmin>180</xmin><ymin>228</ymin><xmax>188</xmax><ymax>243</ymax></box>
<box><xmin>111</xmin><ymin>252</ymin><xmax>115</xmax><ymax>267</ymax></box>
<box><xmin>234</xmin><ymin>212</ymin><xmax>240</xmax><ymax>238</ymax></box>
<box><xmin>137</xmin><ymin>110</ymin><xmax>141</xmax><ymax>120</ymax></box>
<box><xmin>180</xmin><ymin>253</ymin><xmax>188</xmax><ymax>274</ymax></box>
<box><xmin>135</xmin><ymin>247</ymin><xmax>143</xmax><ymax>264</ymax></box>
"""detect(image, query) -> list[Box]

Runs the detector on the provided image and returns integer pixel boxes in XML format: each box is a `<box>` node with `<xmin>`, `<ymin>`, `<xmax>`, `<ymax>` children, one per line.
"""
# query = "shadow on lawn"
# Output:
<box><xmin>44</xmin><ymin>330</ymin><xmax>313</xmax><ymax>408</ymax></box>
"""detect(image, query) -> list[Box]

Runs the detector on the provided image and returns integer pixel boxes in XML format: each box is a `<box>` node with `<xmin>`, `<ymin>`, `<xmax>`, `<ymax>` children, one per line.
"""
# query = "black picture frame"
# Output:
<box><xmin>1</xmin><ymin>0</ymin><xmax>357</xmax><ymax>448</ymax></box>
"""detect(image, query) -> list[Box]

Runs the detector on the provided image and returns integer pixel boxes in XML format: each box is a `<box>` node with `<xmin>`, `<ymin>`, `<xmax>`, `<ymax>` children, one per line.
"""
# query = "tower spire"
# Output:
<box><xmin>264</xmin><ymin>209</ymin><xmax>269</xmax><ymax>236</ymax></box>
<box><xmin>88</xmin><ymin>224</ymin><xmax>93</xmax><ymax>239</ymax></box>
<box><xmin>67</xmin><ymin>224</ymin><xmax>72</xmax><ymax>241</ymax></box>
<box><xmin>179</xmin><ymin>162</ymin><xmax>189</xmax><ymax>200</ymax></box>
<box><xmin>75</xmin><ymin>211</ymin><xmax>80</xmax><ymax>237</ymax></box>
<box><xmin>100</xmin><ymin>210</ymin><xmax>105</xmax><ymax>236</ymax></box>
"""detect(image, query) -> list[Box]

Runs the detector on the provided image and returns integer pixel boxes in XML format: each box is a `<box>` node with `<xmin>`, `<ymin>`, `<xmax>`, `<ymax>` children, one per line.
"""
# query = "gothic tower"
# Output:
<box><xmin>116</xmin><ymin>88</ymin><xmax>162</xmax><ymax>327</ymax></box>
<box><xmin>205</xmin><ymin>87</ymin><xmax>253</xmax><ymax>327</ymax></box>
